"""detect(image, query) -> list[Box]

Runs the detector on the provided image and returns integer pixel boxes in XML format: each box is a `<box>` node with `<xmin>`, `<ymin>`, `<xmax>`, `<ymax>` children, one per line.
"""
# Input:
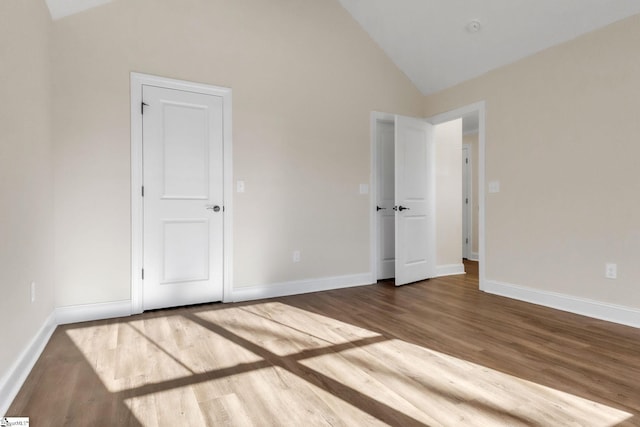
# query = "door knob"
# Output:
<box><xmin>376</xmin><ymin>206</ymin><xmax>386</xmax><ymax>211</ymax></box>
<box><xmin>394</xmin><ymin>205</ymin><xmax>410</xmax><ymax>211</ymax></box>
<box><xmin>206</xmin><ymin>205</ymin><xmax>221</xmax><ymax>212</ymax></box>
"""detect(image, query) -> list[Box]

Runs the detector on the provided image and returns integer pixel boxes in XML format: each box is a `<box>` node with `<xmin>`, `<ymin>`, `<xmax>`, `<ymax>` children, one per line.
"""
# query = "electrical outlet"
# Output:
<box><xmin>605</xmin><ymin>263</ymin><xmax>617</xmax><ymax>279</ymax></box>
<box><xmin>31</xmin><ymin>281</ymin><xmax>36</xmax><ymax>303</ymax></box>
<box><xmin>293</xmin><ymin>250</ymin><xmax>301</xmax><ymax>263</ymax></box>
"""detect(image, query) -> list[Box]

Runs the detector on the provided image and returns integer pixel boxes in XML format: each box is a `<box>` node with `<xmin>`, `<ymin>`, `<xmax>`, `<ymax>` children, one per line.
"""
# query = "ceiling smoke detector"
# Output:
<box><xmin>466</xmin><ymin>20</ymin><xmax>482</xmax><ymax>33</ymax></box>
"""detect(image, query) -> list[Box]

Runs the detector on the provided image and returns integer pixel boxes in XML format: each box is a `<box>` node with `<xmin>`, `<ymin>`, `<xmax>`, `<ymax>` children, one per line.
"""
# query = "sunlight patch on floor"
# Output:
<box><xmin>65</xmin><ymin>314</ymin><xmax>263</xmax><ymax>392</ymax></box>
<box><xmin>124</xmin><ymin>366</ymin><xmax>388</xmax><ymax>427</ymax></box>
<box><xmin>195</xmin><ymin>302</ymin><xmax>381</xmax><ymax>356</ymax></box>
<box><xmin>300</xmin><ymin>338</ymin><xmax>633</xmax><ymax>426</ymax></box>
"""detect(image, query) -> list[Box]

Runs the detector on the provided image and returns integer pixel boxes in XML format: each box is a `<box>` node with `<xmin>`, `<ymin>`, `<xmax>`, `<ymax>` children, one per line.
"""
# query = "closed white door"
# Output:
<box><xmin>376</xmin><ymin>120</ymin><xmax>395</xmax><ymax>279</ymax></box>
<box><xmin>394</xmin><ymin>115</ymin><xmax>436</xmax><ymax>286</ymax></box>
<box><xmin>142</xmin><ymin>85</ymin><xmax>224</xmax><ymax>310</ymax></box>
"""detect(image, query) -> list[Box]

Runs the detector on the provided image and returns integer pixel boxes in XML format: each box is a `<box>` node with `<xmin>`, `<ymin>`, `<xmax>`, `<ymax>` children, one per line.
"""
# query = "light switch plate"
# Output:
<box><xmin>237</xmin><ymin>180</ymin><xmax>245</xmax><ymax>193</ymax></box>
<box><xmin>488</xmin><ymin>180</ymin><xmax>500</xmax><ymax>193</ymax></box>
<box><xmin>605</xmin><ymin>263</ymin><xmax>617</xmax><ymax>279</ymax></box>
<box><xmin>359</xmin><ymin>184</ymin><xmax>369</xmax><ymax>195</ymax></box>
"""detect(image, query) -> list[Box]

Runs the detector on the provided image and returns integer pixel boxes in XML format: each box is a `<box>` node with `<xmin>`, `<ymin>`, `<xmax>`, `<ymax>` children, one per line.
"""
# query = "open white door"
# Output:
<box><xmin>394</xmin><ymin>115</ymin><xmax>436</xmax><ymax>286</ymax></box>
<box><xmin>462</xmin><ymin>145</ymin><xmax>471</xmax><ymax>259</ymax></box>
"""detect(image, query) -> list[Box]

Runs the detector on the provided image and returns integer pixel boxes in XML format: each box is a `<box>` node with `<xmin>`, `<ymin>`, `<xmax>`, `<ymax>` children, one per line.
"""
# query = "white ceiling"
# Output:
<box><xmin>338</xmin><ymin>0</ymin><xmax>640</xmax><ymax>95</ymax></box>
<box><xmin>45</xmin><ymin>0</ymin><xmax>111</xmax><ymax>20</ymax></box>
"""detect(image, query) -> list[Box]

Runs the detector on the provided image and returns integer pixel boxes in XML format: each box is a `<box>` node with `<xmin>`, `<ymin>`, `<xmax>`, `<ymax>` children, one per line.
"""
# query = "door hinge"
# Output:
<box><xmin>466</xmin><ymin>157</ymin><xmax>469</xmax><ymax>164</ymax></box>
<box><xmin>142</xmin><ymin>268</ymin><xmax>144</xmax><ymax>279</ymax></box>
<box><xmin>141</xmin><ymin>186</ymin><xmax>144</xmax><ymax>197</ymax></box>
<box><xmin>141</xmin><ymin>102</ymin><xmax>149</xmax><ymax>114</ymax></box>
<box><xmin>466</xmin><ymin>238</ymin><xmax>469</xmax><ymax>244</ymax></box>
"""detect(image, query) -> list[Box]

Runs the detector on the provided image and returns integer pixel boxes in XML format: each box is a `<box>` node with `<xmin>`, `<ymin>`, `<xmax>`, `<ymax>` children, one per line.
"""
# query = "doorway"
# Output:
<box><xmin>130</xmin><ymin>73</ymin><xmax>233</xmax><ymax>313</ymax></box>
<box><xmin>428</xmin><ymin>102</ymin><xmax>486</xmax><ymax>290</ymax></box>
<box><xmin>371</xmin><ymin>104</ymin><xmax>486</xmax><ymax>289</ymax></box>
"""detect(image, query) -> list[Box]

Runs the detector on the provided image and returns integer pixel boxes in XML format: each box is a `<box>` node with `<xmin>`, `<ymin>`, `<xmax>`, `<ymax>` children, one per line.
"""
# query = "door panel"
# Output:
<box><xmin>162</xmin><ymin>220</ymin><xmax>209</xmax><ymax>283</ymax></box>
<box><xmin>400</xmin><ymin>130</ymin><xmax>428</xmax><ymax>200</ymax></box>
<box><xmin>162</xmin><ymin>104</ymin><xmax>210</xmax><ymax>199</ymax></box>
<box><xmin>403</xmin><ymin>216</ymin><xmax>428</xmax><ymax>264</ymax></box>
<box><xmin>143</xmin><ymin>85</ymin><xmax>224</xmax><ymax>310</ymax></box>
<box><xmin>394</xmin><ymin>115</ymin><xmax>435</xmax><ymax>286</ymax></box>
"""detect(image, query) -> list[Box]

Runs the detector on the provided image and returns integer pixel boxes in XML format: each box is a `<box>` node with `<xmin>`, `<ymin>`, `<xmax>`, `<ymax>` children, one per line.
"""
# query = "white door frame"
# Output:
<box><xmin>130</xmin><ymin>72</ymin><xmax>233</xmax><ymax>314</ymax></box>
<box><xmin>427</xmin><ymin>101</ymin><xmax>486</xmax><ymax>290</ymax></box>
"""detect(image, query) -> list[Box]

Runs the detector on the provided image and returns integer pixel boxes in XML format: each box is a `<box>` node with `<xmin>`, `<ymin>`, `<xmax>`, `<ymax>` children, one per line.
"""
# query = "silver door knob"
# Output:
<box><xmin>206</xmin><ymin>205</ymin><xmax>221</xmax><ymax>212</ymax></box>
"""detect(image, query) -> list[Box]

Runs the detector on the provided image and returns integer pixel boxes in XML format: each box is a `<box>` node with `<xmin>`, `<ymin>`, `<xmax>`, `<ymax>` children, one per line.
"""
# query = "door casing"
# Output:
<box><xmin>130</xmin><ymin>72</ymin><xmax>233</xmax><ymax>313</ymax></box>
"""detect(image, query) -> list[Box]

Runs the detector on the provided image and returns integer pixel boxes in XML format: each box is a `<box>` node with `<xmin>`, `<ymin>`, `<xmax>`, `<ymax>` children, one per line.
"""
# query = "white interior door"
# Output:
<box><xmin>394</xmin><ymin>115</ymin><xmax>435</xmax><ymax>286</ymax></box>
<box><xmin>376</xmin><ymin>120</ymin><xmax>395</xmax><ymax>279</ymax></box>
<box><xmin>462</xmin><ymin>145</ymin><xmax>471</xmax><ymax>259</ymax></box>
<box><xmin>142</xmin><ymin>85</ymin><xmax>224</xmax><ymax>310</ymax></box>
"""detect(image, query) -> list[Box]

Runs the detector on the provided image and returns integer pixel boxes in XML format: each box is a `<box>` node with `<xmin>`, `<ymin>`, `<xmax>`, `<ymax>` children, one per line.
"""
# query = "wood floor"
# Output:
<box><xmin>8</xmin><ymin>261</ymin><xmax>640</xmax><ymax>426</ymax></box>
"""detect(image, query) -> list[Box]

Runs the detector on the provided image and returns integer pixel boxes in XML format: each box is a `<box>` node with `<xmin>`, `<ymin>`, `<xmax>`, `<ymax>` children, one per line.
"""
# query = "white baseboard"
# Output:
<box><xmin>55</xmin><ymin>300</ymin><xmax>132</xmax><ymax>325</ymax></box>
<box><xmin>484</xmin><ymin>279</ymin><xmax>640</xmax><ymax>329</ymax></box>
<box><xmin>232</xmin><ymin>273</ymin><xmax>373</xmax><ymax>302</ymax></box>
<box><xmin>0</xmin><ymin>312</ymin><xmax>56</xmax><ymax>417</ymax></box>
<box><xmin>435</xmin><ymin>263</ymin><xmax>466</xmax><ymax>277</ymax></box>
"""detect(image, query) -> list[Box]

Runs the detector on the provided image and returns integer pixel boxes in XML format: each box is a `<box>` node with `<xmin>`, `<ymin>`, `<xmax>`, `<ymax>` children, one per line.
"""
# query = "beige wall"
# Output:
<box><xmin>425</xmin><ymin>14</ymin><xmax>640</xmax><ymax>308</ymax></box>
<box><xmin>0</xmin><ymin>0</ymin><xmax>54</xmax><ymax>380</ymax></box>
<box><xmin>435</xmin><ymin>120</ymin><xmax>463</xmax><ymax>266</ymax></box>
<box><xmin>463</xmin><ymin>132</ymin><xmax>479</xmax><ymax>256</ymax></box>
<box><xmin>51</xmin><ymin>0</ymin><xmax>424</xmax><ymax>306</ymax></box>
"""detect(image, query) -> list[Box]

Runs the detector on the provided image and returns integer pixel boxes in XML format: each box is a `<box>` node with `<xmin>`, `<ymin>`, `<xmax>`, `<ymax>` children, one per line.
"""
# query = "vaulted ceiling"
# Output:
<box><xmin>44</xmin><ymin>0</ymin><xmax>640</xmax><ymax>95</ymax></box>
<box><xmin>338</xmin><ymin>0</ymin><xmax>640</xmax><ymax>95</ymax></box>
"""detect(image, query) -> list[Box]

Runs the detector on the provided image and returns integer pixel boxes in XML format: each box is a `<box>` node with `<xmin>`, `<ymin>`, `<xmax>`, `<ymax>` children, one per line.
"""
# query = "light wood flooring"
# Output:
<box><xmin>8</xmin><ymin>260</ymin><xmax>640</xmax><ymax>426</ymax></box>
